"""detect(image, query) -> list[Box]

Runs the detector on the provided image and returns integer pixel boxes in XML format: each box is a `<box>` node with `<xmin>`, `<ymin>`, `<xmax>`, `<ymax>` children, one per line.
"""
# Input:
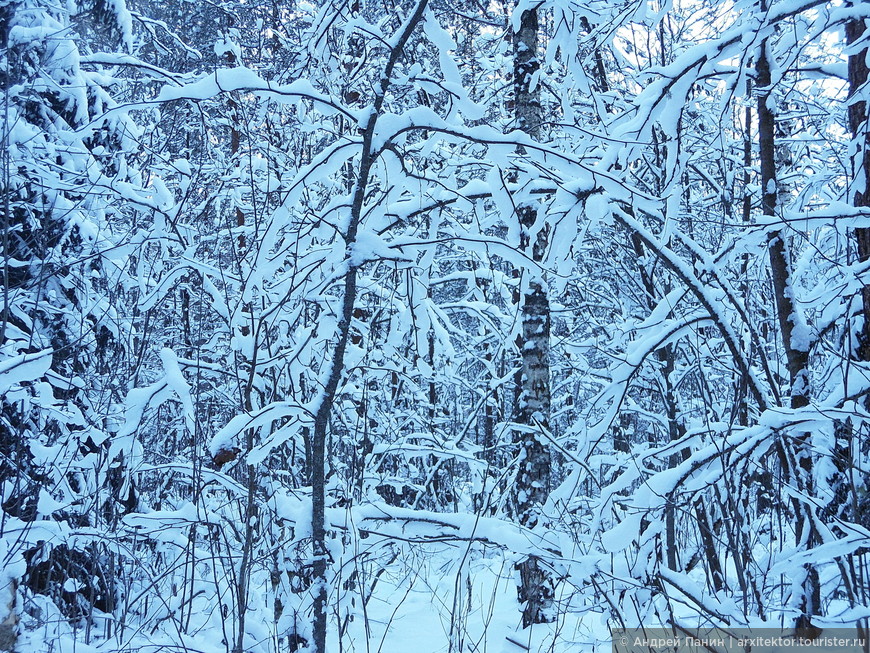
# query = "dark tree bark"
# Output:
<box><xmin>758</xmin><ymin>45</ymin><xmax>809</xmax><ymax>411</ymax></box>
<box><xmin>836</xmin><ymin>15</ymin><xmax>870</xmax><ymax>643</ymax></box>
<box><xmin>308</xmin><ymin>4</ymin><xmax>429</xmax><ymax>651</ymax></box>
<box><xmin>757</xmin><ymin>35</ymin><xmax>820</xmax><ymax>636</ymax></box>
<box><xmin>849</xmin><ymin>20</ymin><xmax>870</xmax><ymax>357</ymax></box>
<box><xmin>511</xmin><ymin>6</ymin><xmax>554</xmax><ymax>628</ymax></box>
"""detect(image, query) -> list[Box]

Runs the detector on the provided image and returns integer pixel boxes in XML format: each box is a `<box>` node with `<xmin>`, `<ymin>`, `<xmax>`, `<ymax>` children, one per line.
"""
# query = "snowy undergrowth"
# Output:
<box><xmin>13</xmin><ymin>538</ymin><xmax>610</xmax><ymax>653</ymax></box>
<box><xmin>335</xmin><ymin>544</ymin><xmax>606</xmax><ymax>653</ymax></box>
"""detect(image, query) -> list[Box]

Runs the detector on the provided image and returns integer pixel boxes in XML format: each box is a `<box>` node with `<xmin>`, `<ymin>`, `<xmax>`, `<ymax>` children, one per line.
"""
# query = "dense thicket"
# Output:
<box><xmin>2</xmin><ymin>0</ymin><xmax>870</xmax><ymax>652</ymax></box>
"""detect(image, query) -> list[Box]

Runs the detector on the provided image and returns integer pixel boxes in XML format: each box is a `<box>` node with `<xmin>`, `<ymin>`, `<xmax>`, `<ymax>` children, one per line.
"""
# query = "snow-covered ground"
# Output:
<box><xmin>14</xmin><ymin>541</ymin><xmax>611</xmax><ymax>653</ymax></box>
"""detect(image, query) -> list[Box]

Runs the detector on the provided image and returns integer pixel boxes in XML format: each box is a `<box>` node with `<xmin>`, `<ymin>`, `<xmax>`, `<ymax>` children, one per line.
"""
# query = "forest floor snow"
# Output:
<box><xmin>15</xmin><ymin>542</ymin><xmax>611</xmax><ymax>653</ymax></box>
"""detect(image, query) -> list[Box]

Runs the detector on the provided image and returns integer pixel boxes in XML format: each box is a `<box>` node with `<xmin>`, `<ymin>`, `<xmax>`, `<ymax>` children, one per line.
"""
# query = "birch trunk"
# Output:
<box><xmin>511</xmin><ymin>6</ymin><xmax>554</xmax><ymax>628</ymax></box>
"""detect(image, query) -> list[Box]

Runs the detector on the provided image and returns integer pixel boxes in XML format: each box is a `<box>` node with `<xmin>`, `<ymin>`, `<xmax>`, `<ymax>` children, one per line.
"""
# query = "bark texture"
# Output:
<box><xmin>757</xmin><ymin>37</ymin><xmax>819</xmax><ymax>635</ymax></box>
<box><xmin>512</xmin><ymin>6</ymin><xmax>554</xmax><ymax>628</ymax></box>
<box><xmin>309</xmin><ymin>3</ymin><xmax>429</xmax><ymax>651</ymax></box>
<box><xmin>849</xmin><ymin>20</ymin><xmax>870</xmax><ymax>359</ymax></box>
<box><xmin>0</xmin><ymin>579</ymin><xmax>16</xmax><ymax>653</ymax></box>
<box><xmin>841</xmin><ymin>18</ymin><xmax>870</xmax><ymax>641</ymax></box>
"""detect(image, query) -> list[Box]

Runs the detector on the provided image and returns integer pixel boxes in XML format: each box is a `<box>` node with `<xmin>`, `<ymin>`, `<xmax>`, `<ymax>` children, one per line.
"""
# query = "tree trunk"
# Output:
<box><xmin>0</xmin><ymin>579</ymin><xmax>16</xmax><ymax>653</ymax></box>
<box><xmin>309</xmin><ymin>4</ymin><xmax>429</xmax><ymax>651</ymax></box>
<box><xmin>511</xmin><ymin>6</ymin><xmax>554</xmax><ymax>628</ymax></box>
<box><xmin>757</xmin><ymin>36</ymin><xmax>820</xmax><ymax>636</ymax></box>
<box><xmin>845</xmin><ymin>16</ymin><xmax>870</xmax><ymax>643</ymax></box>
<box><xmin>849</xmin><ymin>20</ymin><xmax>870</xmax><ymax>356</ymax></box>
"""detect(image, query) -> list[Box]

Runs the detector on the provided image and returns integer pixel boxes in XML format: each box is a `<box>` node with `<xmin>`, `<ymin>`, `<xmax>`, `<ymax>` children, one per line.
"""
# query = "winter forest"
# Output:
<box><xmin>2</xmin><ymin>0</ymin><xmax>870</xmax><ymax>651</ymax></box>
